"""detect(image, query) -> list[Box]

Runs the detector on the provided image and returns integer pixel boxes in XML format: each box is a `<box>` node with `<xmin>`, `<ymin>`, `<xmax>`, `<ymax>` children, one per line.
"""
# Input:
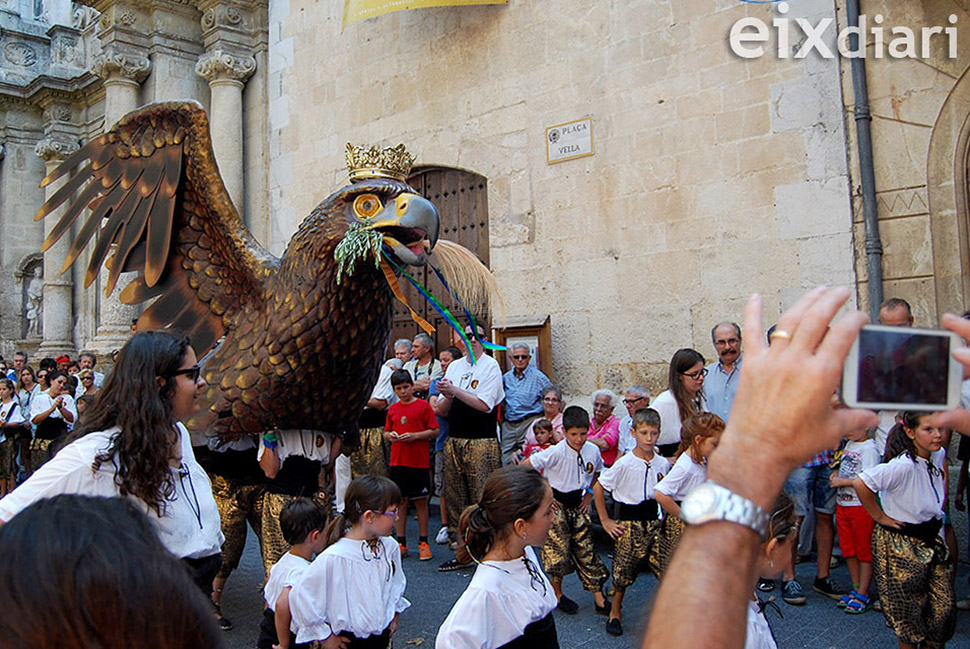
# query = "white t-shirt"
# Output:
<box><xmin>871</xmin><ymin>410</ymin><xmax>898</xmax><ymax>457</ymax></box>
<box><xmin>264</xmin><ymin>551</ymin><xmax>311</xmax><ymax>610</ymax></box>
<box><xmin>289</xmin><ymin>536</ymin><xmax>409</xmax><ymax>643</ymax></box>
<box><xmin>0</xmin><ymin>399</ymin><xmax>25</xmax><ymax>444</ymax></box>
<box><xmin>654</xmin><ymin>452</ymin><xmax>708</xmax><ymax>501</ymax></box>
<box><xmin>436</xmin><ymin>545</ymin><xmax>557</xmax><ymax>649</ymax></box>
<box><xmin>29</xmin><ymin>391</ymin><xmax>77</xmax><ymax>427</ymax></box>
<box><xmin>0</xmin><ymin>424</ymin><xmax>223</xmax><ymax>558</ymax></box>
<box><xmin>443</xmin><ymin>353</ymin><xmax>505</xmax><ymax>411</ymax></box>
<box><xmin>651</xmin><ymin>390</ymin><xmax>691</xmax><ymax>447</ymax></box>
<box><xmin>744</xmin><ymin>599</ymin><xmax>778</xmax><ymax>649</ymax></box>
<box><xmin>370</xmin><ymin>363</ymin><xmax>398</xmax><ymax>406</ymax></box>
<box><xmin>598</xmin><ymin>451</ymin><xmax>670</xmax><ymax>506</ymax></box>
<box><xmin>836</xmin><ymin>439</ymin><xmax>880</xmax><ymax>507</ymax></box>
<box><xmin>258</xmin><ymin>430</ymin><xmax>334</xmax><ymax>466</ymax></box>
<box><xmin>528</xmin><ymin>439</ymin><xmax>602</xmax><ymax>493</ymax></box>
<box><xmin>859</xmin><ymin>449</ymin><xmax>946</xmax><ymax>535</ymax></box>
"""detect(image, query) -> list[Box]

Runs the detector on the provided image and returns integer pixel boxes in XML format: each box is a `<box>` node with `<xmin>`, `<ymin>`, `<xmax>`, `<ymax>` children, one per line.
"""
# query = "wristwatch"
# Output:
<box><xmin>679</xmin><ymin>480</ymin><xmax>770</xmax><ymax>539</ymax></box>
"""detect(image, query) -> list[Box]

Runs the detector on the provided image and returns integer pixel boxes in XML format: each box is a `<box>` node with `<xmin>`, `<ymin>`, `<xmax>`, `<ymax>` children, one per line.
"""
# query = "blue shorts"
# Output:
<box><xmin>783</xmin><ymin>465</ymin><xmax>836</xmax><ymax>517</ymax></box>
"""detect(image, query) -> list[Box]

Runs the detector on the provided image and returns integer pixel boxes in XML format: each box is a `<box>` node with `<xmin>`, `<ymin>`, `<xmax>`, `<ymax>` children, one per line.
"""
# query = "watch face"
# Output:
<box><xmin>683</xmin><ymin>484</ymin><xmax>717</xmax><ymax>519</ymax></box>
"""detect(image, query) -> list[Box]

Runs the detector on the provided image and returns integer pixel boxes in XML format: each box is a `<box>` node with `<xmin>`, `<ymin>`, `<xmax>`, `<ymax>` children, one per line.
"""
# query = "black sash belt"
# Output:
<box><xmin>497</xmin><ymin>612</ymin><xmax>559</xmax><ymax>649</ymax></box>
<box><xmin>882</xmin><ymin>518</ymin><xmax>942</xmax><ymax>544</ymax></box>
<box><xmin>552</xmin><ymin>488</ymin><xmax>583</xmax><ymax>509</ymax></box>
<box><xmin>339</xmin><ymin>628</ymin><xmax>391</xmax><ymax>649</ymax></box>
<box><xmin>616</xmin><ymin>500</ymin><xmax>659</xmax><ymax>521</ymax></box>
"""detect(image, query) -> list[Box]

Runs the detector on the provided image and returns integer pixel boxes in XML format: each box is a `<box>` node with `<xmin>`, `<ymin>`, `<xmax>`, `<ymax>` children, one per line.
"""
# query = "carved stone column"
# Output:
<box><xmin>90</xmin><ymin>48</ymin><xmax>151</xmax><ymax>125</ymax></box>
<box><xmin>196</xmin><ymin>49</ymin><xmax>255</xmax><ymax>208</ymax></box>
<box><xmin>88</xmin><ymin>47</ymin><xmax>152</xmax><ymax>352</ymax></box>
<box><xmin>34</xmin><ymin>134</ymin><xmax>79</xmax><ymax>357</ymax></box>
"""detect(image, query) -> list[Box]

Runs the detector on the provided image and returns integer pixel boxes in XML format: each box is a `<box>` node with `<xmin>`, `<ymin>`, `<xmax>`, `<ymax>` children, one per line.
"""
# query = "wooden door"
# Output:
<box><xmin>388</xmin><ymin>168</ymin><xmax>490</xmax><ymax>356</ymax></box>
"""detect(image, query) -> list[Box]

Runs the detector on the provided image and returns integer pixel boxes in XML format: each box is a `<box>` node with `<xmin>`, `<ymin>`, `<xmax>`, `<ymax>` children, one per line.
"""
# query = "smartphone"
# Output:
<box><xmin>842</xmin><ymin>324</ymin><xmax>963</xmax><ymax>411</ymax></box>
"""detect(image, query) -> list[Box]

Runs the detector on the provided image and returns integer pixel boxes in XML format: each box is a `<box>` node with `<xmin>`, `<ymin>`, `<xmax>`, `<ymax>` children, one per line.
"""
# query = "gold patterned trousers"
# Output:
<box><xmin>443</xmin><ymin>437</ymin><xmax>501</xmax><ymax>530</ymax></box>
<box><xmin>872</xmin><ymin>525</ymin><xmax>955</xmax><ymax>647</ymax></box>
<box><xmin>211</xmin><ymin>475</ymin><xmax>266</xmax><ymax>579</ymax></box>
<box><xmin>654</xmin><ymin>514</ymin><xmax>685</xmax><ymax>577</ymax></box>
<box><xmin>541</xmin><ymin>504</ymin><xmax>609</xmax><ymax>591</ymax></box>
<box><xmin>28</xmin><ymin>438</ymin><xmax>54</xmax><ymax>472</ymax></box>
<box><xmin>611</xmin><ymin>518</ymin><xmax>662</xmax><ymax>589</ymax></box>
<box><xmin>260</xmin><ymin>490</ymin><xmax>331</xmax><ymax>578</ymax></box>
<box><xmin>350</xmin><ymin>426</ymin><xmax>388</xmax><ymax>479</ymax></box>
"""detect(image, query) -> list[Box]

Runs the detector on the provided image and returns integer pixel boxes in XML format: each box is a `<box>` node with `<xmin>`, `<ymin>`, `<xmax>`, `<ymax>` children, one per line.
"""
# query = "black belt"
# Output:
<box><xmin>338</xmin><ymin>628</ymin><xmax>391</xmax><ymax>649</ymax></box>
<box><xmin>615</xmin><ymin>500</ymin><xmax>659</xmax><ymax>521</ymax></box>
<box><xmin>882</xmin><ymin>518</ymin><xmax>943</xmax><ymax>544</ymax></box>
<box><xmin>552</xmin><ymin>488</ymin><xmax>583</xmax><ymax>509</ymax></box>
<box><xmin>657</xmin><ymin>442</ymin><xmax>680</xmax><ymax>457</ymax></box>
<box><xmin>497</xmin><ymin>612</ymin><xmax>559</xmax><ymax>649</ymax></box>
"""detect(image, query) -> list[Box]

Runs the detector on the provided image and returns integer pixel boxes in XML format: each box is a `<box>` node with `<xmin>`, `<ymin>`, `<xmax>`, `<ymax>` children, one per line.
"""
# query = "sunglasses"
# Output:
<box><xmin>170</xmin><ymin>365</ymin><xmax>201</xmax><ymax>382</ymax></box>
<box><xmin>511</xmin><ymin>355</ymin><xmax>529</xmax><ymax>360</ymax></box>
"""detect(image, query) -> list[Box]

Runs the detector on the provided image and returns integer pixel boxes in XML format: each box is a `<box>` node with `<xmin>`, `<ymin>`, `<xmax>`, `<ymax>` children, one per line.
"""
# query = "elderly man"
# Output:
<box><xmin>435</xmin><ymin>322</ymin><xmax>504</xmax><ymax>571</ymax></box>
<box><xmin>500</xmin><ymin>343</ymin><xmax>552</xmax><ymax>465</ymax></box>
<box><xmin>705</xmin><ymin>322</ymin><xmax>743</xmax><ymax>422</ymax></box>
<box><xmin>78</xmin><ymin>352</ymin><xmax>105</xmax><ymax>388</ymax></box>
<box><xmin>403</xmin><ymin>333</ymin><xmax>443</xmax><ymax>400</ymax></box>
<box><xmin>393</xmin><ymin>338</ymin><xmax>412</xmax><ymax>363</ymax></box>
<box><xmin>617</xmin><ymin>385</ymin><xmax>651</xmax><ymax>456</ymax></box>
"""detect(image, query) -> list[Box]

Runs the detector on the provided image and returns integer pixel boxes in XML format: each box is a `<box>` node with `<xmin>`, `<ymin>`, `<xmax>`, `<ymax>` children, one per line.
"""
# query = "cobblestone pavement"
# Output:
<box><xmin>219</xmin><ymin>500</ymin><xmax>970</xmax><ymax>649</ymax></box>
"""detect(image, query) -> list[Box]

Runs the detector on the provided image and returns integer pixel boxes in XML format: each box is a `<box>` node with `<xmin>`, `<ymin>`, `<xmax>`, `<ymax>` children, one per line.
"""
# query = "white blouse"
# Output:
<box><xmin>598</xmin><ymin>452</ymin><xmax>670</xmax><ymax>506</ymax></box>
<box><xmin>436</xmin><ymin>546</ymin><xmax>558</xmax><ymax>649</ymax></box>
<box><xmin>528</xmin><ymin>439</ymin><xmax>603</xmax><ymax>493</ymax></box>
<box><xmin>289</xmin><ymin>536</ymin><xmax>409</xmax><ymax>643</ymax></box>
<box><xmin>650</xmin><ymin>390</ymin><xmax>706</xmax><ymax>447</ymax></box>
<box><xmin>0</xmin><ymin>399</ymin><xmax>25</xmax><ymax>444</ymax></box>
<box><xmin>744</xmin><ymin>599</ymin><xmax>778</xmax><ymax>649</ymax></box>
<box><xmin>654</xmin><ymin>452</ymin><xmax>708</xmax><ymax>501</ymax></box>
<box><xmin>264</xmin><ymin>551</ymin><xmax>311</xmax><ymax>610</ymax></box>
<box><xmin>0</xmin><ymin>423</ymin><xmax>223</xmax><ymax>559</ymax></box>
<box><xmin>859</xmin><ymin>449</ymin><xmax>946</xmax><ymax>533</ymax></box>
<box><xmin>29</xmin><ymin>391</ymin><xmax>77</xmax><ymax>427</ymax></box>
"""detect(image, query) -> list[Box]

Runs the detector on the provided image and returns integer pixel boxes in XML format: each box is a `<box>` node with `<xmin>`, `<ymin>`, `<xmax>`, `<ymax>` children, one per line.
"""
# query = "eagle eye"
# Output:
<box><xmin>353</xmin><ymin>194</ymin><xmax>383</xmax><ymax>220</ymax></box>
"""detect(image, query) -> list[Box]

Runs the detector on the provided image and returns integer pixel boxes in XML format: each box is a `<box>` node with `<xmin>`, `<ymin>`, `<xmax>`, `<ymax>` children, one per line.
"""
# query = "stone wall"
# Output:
<box><xmin>839</xmin><ymin>0</ymin><xmax>970</xmax><ymax>324</ymax></box>
<box><xmin>269</xmin><ymin>0</ymin><xmax>858</xmax><ymax>398</ymax></box>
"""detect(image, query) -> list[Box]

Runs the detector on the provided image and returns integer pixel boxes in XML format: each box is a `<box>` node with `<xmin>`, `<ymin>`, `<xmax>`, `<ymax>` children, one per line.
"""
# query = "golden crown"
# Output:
<box><xmin>345</xmin><ymin>143</ymin><xmax>415</xmax><ymax>182</ymax></box>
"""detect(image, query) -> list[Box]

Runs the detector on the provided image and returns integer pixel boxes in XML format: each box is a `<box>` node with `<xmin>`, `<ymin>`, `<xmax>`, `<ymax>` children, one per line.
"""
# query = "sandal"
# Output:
<box><xmin>845</xmin><ymin>593</ymin><xmax>871</xmax><ymax>614</ymax></box>
<box><xmin>838</xmin><ymin>589</ymin><xmax>862</xmax><ymax>608</ymax></box>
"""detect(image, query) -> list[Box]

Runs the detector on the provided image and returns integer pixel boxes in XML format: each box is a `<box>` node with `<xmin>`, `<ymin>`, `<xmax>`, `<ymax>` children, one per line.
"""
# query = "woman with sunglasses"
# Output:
<box><xmin>650</xmin><ymin>348</ymin><xmax>708</xmax><ymax>459</ymax></box>
<box><xmin>0</xmin><ymin>331</ymin><xmax>223</xmax><ymax>599</ymax></box>
<box><xmin>75</xmin><ymin>369</ymin><xmax>100</xmax><ymax>400</ymax></box>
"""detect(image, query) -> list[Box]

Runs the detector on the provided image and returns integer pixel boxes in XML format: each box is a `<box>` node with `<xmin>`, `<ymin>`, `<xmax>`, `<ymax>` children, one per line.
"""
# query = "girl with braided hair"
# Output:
<box><xmin>436</xmin><ymin>465</ymin><xmax>559</xmax><ymax>649</ymax></box>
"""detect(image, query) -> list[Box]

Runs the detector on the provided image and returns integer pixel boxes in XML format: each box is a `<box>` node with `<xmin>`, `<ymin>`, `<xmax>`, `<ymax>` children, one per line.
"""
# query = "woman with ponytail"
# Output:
<box><xmin>436</xmin><ymin>465</ymin><xmax>559</xmax><ymax>649</ymax></box>
<box><xmin>288</xmin><ymin>475</ymin><xmax>408</xmax><ymax>648</ymax></box>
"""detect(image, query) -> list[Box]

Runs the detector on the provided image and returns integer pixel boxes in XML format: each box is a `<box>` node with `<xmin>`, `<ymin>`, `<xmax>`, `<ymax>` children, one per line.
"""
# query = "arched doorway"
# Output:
<box><xmin>389</xmin><ymin>167</ymin><xmax>490</xmax><ymax>354</ymax></box>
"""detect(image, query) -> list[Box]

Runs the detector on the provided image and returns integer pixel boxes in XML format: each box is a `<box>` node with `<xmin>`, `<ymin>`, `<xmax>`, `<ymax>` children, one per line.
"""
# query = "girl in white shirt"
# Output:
<box><xmin>743</xmin><ymin>492</ymin><xmax>798</xmax><ymax>649</ymax></box>
<box><xmin>436</xmin><ymin>465</ymin><xmax>559</xmax><ymax>649</ymax></box>
<box><xmin>289</xmin><ymin>475</ymin><xmax>409</xmax><ymax>648</ymax></box>
<box><xmin>0</xmin><ymin>378</ymin><xmax>27</xmax><ymax>496</ymax></box>
<box><xmin>652</xmin><ymin>348</ymin><xmax>708</xmax><ymax>459</ymax></box>
<box><xmin>653</xmin><ymin>412</ymin><xmax>724</xmax><ymax>575</ymax></box>
<box><xmin>853</xmin><ymin>412</ymin><xmax>955</xmax><ymax>649</ymax></box>
<box><xmin>0</xmin><ymin>332</ymin><xmax>223</xmax><ymax>597</ymax></box>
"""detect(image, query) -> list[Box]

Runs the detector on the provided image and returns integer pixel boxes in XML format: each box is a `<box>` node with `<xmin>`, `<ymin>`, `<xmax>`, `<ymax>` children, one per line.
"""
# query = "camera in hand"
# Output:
<box><xmin>842</xmin><ymin>324</ymin><xmax>963</xmax><ymax>411</ymax></box>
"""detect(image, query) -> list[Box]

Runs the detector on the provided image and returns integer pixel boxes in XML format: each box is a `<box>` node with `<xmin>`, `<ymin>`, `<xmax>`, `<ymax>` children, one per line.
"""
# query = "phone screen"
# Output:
<box><xmin>854</xmin><ymin>328</ymin><xmax>952</xmax><ymax>406</ymax></box>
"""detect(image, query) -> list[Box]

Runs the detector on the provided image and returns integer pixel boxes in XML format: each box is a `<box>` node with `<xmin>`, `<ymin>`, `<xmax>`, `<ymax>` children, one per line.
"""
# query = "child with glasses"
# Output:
<box><xmin>289</xmin><ymin>476</ymin><xmax>409</xmax><ymax>648</ymax></box>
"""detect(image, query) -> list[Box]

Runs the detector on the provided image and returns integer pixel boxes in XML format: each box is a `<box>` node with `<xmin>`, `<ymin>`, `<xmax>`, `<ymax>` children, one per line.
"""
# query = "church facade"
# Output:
<box><xmin>1</xmin><ymin>0</ymin><xmax>968</xmax><ymax>399</ymax></box>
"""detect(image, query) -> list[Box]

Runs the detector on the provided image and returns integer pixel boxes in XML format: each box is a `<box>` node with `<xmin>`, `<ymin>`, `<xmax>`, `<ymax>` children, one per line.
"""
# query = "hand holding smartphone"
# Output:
<box><xmin>842</xmin><ymin>324</ymin><xmax>964</xmax><ymax>411</ymax></box>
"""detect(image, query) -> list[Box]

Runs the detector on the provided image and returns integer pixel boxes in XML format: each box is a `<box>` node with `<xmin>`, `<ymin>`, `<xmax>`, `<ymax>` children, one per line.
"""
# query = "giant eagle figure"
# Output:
<box><xmin>36</xmin><ymin>101</ymin><xmax>497</xmax><ymax>444</ymax></box>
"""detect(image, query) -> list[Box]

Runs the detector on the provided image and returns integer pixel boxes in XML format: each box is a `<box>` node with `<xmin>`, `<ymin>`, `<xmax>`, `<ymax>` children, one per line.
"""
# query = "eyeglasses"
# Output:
<box><xmin>170</xmin><ymin>365</ymin><xmax>201</xmax><ymax>382</ymax></box>
<box><xmin>380</xmin><ymin>509</ymin><xmax>399</xmax><ymax>520</ymax></box>
<box><xmin>714</xmin><ymin>338</ymin><xmax>740</xmax><ymax>347</ymax></box>
<box><xmin>511</xmin><ymin>355</ymin><xmax>529</xmax><ymax>360</ymax></box>
<box><xmin>542</xmin><ymin>397</ymin><xmax>560</xmax><ymax>403</ymax></box>
<box><xmin>681</xmin><ymin>368</ymin><xmax>709</xmax><ymax>380</ymax></box>
<box><xmin>623</xmin><ymin>396</ymin><xmax>647</xmax><ymax>405</ymax></box>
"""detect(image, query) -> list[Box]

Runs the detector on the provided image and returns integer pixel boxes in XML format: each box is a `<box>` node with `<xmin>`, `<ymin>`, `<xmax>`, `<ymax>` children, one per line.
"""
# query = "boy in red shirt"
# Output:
<box><xmin>385</xmin><ymin>369</ymin><xmax>439</xmax><ymax>560</ymax></box>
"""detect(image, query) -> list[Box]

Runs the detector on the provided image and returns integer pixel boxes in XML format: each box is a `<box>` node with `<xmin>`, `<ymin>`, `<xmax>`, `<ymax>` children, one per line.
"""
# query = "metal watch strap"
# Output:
<box><xmin>719</xmin><ymin>484</ymin><xmax>770</xmax><ymax>539</ymax></box>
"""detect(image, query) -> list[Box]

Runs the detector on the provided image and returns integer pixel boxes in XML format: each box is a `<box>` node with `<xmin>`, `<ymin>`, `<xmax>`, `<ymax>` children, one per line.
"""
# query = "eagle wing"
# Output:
<box><xmin>36</xmin><ymin>100</ymin><xmax>277</xmax><ymax>354</ymax></box>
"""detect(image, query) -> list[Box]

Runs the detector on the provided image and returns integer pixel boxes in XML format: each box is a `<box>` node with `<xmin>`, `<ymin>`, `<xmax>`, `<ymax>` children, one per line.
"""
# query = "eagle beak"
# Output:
<box><xmin>372</xmin><ymin>193</ymin><xmax>439</xmax><ymax>266</ymax></box>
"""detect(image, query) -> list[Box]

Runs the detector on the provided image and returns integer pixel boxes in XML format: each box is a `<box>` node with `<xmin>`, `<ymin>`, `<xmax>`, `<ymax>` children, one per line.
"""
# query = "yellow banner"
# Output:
<box><xmin>343</xmin><ymin>0</ymin><xmax>507</xmax><ymax>28</ymax></box>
